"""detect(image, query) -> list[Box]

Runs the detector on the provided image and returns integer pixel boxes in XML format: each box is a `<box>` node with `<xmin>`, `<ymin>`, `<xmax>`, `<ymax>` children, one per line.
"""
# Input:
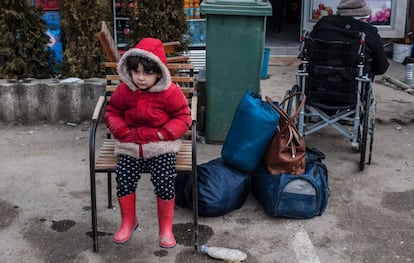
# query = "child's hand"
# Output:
<box><xmin>129</xmin><ymin>127</ymin><xmax>163</xmax><ymax>143</ymax></box>
<box><xmin>120</xmin><ymin>130</ymin><xmax>135</xmax><ymax>143</ymax></box>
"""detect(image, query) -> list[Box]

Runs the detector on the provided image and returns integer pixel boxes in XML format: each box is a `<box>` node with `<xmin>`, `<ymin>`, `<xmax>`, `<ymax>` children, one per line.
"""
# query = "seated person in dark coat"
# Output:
<box><xmin>309</xmin><ymin>0</ymin><xmax>389</xmax><ymax>76</ymax></box>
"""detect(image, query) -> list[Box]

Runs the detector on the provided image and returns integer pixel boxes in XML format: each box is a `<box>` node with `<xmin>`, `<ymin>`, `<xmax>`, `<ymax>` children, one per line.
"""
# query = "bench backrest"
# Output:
<box><xmin>97</xmin><ymin>21</ymin><xmax>120</xmax><ymax>63</ymax></box>
<box><xmin>97</xmin><ymin>21</ymin><xmax>189</xmax><ymax>64</ymax></box>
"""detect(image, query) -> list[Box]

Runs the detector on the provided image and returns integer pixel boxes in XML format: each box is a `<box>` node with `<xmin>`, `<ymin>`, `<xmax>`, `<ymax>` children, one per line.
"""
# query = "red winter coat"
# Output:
<box><xmin>105</xmin><ymin>38</ymin><xmax>192</xmax><ymax>159</ymax></box>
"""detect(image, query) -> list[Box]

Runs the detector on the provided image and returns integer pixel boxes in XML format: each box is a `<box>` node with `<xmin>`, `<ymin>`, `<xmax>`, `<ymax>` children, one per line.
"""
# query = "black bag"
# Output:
<box><xmin>252</xmin><ymin>148</ymin><xmax>329</xmax><ymax>219</ymax></box>
<box><xmin>175</xmin><ymin>158</ymin><xmax>251</xmax><ymax>217</ymax></box>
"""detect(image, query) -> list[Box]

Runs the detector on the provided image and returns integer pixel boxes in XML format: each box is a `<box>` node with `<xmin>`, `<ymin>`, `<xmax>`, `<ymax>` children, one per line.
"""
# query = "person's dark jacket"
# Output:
<box><xmin>310</xmin><ymin>15</ymin><xmax>389</xmax><ymax>75</ymax></box>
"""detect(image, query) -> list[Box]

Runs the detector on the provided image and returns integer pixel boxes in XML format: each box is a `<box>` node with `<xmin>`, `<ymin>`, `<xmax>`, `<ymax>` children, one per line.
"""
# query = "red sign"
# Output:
<box><xmin>35</xmin><ymin>0</ymin><xmax>59</xmax><ymax>11</ymax></box>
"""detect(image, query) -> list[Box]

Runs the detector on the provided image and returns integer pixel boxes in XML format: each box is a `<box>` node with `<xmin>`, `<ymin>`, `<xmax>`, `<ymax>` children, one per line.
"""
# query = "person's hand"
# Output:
<box><xmin>129</xmin><ymin>127</ymin><xmax>162</xmax><ymax>143</ymax></box>
<box><xmin>157</xmin><ymin>131</ymin><xmax>165</xmax><ymax>140</ymax></box>
<box><xmin>119</xmin><ymin>129</ymin><xmax>134</xmax><ymax>143</ymax></box>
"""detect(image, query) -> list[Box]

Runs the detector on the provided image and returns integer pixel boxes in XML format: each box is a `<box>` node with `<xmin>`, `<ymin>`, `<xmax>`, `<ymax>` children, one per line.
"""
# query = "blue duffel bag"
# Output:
<box><xmin>251</xmin><ymin>148</ymin><xmax>329</xmax><ymax>219</ymax></box>
<box><xmin>175</xmin><ymin>158</ymin><xmax>251</xmax><ymax>217</ymax></box>
<box><xmin>221</xmin><ymin>89</ymin><xmax>280</xmax><ymax>172</ymax></box>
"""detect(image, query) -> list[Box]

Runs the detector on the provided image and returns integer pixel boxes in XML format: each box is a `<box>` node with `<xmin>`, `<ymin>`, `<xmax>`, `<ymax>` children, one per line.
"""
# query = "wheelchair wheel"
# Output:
<box><xmin>367</xmin><ymin>98</ymin><xmax>377</xmax><ymax>165</ymax></box>
<box><xmin>358</xmin><ymin>86</ymin><xmax>373</xmax><ymax>171</ymax></box>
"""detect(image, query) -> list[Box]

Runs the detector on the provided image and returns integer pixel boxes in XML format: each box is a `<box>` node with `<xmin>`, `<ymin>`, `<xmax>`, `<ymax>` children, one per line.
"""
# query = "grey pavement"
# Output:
<box><xmin>0</xmin><ymin>58</ymin><xmax>413</xmax><ymax>262</ymax></box>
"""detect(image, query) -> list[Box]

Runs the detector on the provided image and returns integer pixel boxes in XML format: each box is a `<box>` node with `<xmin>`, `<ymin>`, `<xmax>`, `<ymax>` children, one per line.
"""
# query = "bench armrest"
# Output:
<box><xmin>92</xmin><ymin>95</ymin><xmax>106</xmax><ymax>122</ymax></box>
<box><xmin>191</xmin><ymin>95</ymin><xmax>198</xmax><ymax>123</ymax></box>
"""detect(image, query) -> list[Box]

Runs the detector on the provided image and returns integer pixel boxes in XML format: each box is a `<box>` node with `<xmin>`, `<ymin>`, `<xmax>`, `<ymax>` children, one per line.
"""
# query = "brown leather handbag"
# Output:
<box><xmin>264</xmin><ymin>93</ymin><xmax>306</xmax><ymax>175</ymax></box>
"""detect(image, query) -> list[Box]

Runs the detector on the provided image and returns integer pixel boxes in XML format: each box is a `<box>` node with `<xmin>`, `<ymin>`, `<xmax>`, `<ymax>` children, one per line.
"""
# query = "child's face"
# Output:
<box><xmin>131</xmin><ymin>64</ymin><xmax>161</xmax><ymax>90</ymax></box>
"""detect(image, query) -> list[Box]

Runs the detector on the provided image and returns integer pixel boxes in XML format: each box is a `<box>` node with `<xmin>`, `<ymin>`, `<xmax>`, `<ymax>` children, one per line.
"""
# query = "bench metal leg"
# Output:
<box><xmin>89</xmin><ymin>123</ymin><xmax>99</xmax><ymax>252</ymax></box>
<box><xmin>107</xmin><ymin>172</ymin><xmax>113</xmax><ymax>208</ymax></box>
<box><xmin>191</xmin><ymin>122</ymin><xmax>199</xmax><ymax>253</ymax></box>
<box><xmin>90</xmin><ymin>169</ymin><xmax>98</xmax><ymax>251</ymax></box>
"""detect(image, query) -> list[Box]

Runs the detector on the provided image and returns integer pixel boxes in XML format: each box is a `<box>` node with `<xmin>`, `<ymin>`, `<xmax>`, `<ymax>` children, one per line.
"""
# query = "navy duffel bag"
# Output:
<box><xmin>175</xmin><ymin>158</ymin><xmax>251</xmax><ymax>217</ymax></box>
<box><xmin>252</xmin><ymin>148</ymin><xmax>329</xmax><ymax>219</ymax></box>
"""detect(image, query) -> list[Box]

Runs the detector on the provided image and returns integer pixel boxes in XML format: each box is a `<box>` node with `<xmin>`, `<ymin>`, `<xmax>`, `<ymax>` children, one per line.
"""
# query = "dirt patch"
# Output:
<box><xmin>0</xmin><ymin>200</ymin><xmax>19</xmax><ymax>230</ymax></box>
<box><xmin>22</xmin><ymin>217</ymin><xmax>91</xmax><ymax>263</ymax></box>
<box><xmin>382</xmin><ymin>190</ymin><xmax>414</xmax><ymax>212</ymax></box>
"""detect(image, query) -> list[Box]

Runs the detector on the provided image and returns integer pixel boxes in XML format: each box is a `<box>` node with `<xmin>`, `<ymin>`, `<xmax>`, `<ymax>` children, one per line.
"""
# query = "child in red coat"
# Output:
<box><xmin>105</xmin><ymin>38</ymin><xmax>192</xmax><ymax>248</ymax></box>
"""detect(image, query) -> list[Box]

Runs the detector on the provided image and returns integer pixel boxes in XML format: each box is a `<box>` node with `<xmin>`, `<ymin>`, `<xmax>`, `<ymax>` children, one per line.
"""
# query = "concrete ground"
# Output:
<box><xmin>1</xmin><ymin>58</ymin><xmax>413</xmax><ymax>263</ymax></box>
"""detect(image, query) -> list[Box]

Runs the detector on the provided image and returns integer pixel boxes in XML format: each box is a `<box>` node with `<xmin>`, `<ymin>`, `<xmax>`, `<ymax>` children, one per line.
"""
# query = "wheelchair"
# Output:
<box><xmin>290</xmin><ymin>29</ymin><xmax>376</xmax><ymax>171</ymax></box>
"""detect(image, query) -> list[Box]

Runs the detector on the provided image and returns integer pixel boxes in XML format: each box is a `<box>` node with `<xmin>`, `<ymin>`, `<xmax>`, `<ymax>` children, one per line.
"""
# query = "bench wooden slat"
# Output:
<box><xmin>167</xmin><ymin>63</ymin><xmax>194</xmax><ymax>70</ymax></box>
<box><xmin>105</xmin><ymin>78</ymin><xmax>195</xmax><ymax>95</ymax></box>
<box><xmin>106</xmin><ymin>75</ymin><xmax>194</xmax><ymax>83</ymax></box>
<box><xmin>105</xmin><ymin>62</ymin><xmax>118</xmax><ymax>68</ymax></box>
<box><xmin>172</xmin><ymin>76</ymin><xmax>195</xmax><ymax>83</ymax></box>
<box><xmin>180</xmin><ymin>87</ymin><xmax>194</xmax><ymax>94</ymax></box>
<box><xmin>106</xmin><ymin>85</ymin><xmax>117</xmax><ymax>92</ymax></box>
<box><xmin>163</xmin><ymin>41</ymin><xmax>181</xmax><ymax>55</ymax></box>
<box><xmin>105</xmin><ymin>62</ymin><xmax>194</xmax><ymax>70</ymax></box>
<box><xmin>107</xmin><ymin>75</ymin><xmax>120</xmax><ymax>81</ymax></box>
<box><xmin>167</xmin><ymin>56</ymin><xmax>189</xmax><ymax>63</ymax></box>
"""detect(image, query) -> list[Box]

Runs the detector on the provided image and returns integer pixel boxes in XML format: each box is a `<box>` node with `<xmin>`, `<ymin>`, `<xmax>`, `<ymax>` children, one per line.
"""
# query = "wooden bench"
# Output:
<box><xmin>89</xmin><ymin>38</ymin><xmax>199</xmax><ymax>252</ymax></box>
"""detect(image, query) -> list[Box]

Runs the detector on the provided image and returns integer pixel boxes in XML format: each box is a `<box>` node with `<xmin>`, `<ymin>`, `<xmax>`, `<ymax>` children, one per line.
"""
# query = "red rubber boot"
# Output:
<box><xmin>157</xmin><ymin>196</ymin><xmax>176</xmax><ymax>248</ymax></box>
<box><xmin>113</xmin><ymin>192</ymin><xmax>139</xmax><ymax>244</ymax></box>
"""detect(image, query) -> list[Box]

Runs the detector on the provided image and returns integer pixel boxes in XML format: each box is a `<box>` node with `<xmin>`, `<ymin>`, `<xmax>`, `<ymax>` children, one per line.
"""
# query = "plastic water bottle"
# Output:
<box><xmin>200</xmin><ymin>245</ymin><xmax>247</xmax><ymax>261</ymax></box>
<box><xmin>405</xmin><ymin>63</ymin><xmax>414</xmax><ymax>86</ymax></box>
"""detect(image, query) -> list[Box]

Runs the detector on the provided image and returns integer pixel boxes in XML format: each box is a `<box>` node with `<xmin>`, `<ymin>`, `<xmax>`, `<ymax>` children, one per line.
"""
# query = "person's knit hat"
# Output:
<box><xmin>336</xmin><ymin>0</ymin><xmax>372</xmax><ymax>17</ymax></box>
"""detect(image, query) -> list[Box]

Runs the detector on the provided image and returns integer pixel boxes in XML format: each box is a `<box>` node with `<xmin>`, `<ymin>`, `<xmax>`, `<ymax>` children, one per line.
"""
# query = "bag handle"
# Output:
<box><xmin>266</xmin><ymin>96</ymin><xmax>296</xmax><ymax>131</ymax></box>
<box><xmin>279</xmin><ymin>92</ymin><xmax>306</xmax><ymax>120</ymax></box>
<box><xmin>266</xmin><ymin>95</ymin><xmax>306</xmax><ymax>150</ymax></box>
<box><xmin>265</xmin><ymin>93</ymin><xmax>306</xmax><ymax>123</ymax></box>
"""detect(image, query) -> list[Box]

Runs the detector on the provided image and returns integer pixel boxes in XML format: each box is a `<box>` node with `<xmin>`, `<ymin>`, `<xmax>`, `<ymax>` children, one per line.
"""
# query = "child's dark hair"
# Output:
<box><xmin>126</xmin><ymin>55</ymin><xmax>162</xmax><ymax>75</ymax></box>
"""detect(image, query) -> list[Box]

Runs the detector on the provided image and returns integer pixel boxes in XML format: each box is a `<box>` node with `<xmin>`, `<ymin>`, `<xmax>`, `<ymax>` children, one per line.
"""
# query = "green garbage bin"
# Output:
<box><xmin>201</xmin><ymin>0</ymin><xmax>272</xmax><ymax>143</ymax></box>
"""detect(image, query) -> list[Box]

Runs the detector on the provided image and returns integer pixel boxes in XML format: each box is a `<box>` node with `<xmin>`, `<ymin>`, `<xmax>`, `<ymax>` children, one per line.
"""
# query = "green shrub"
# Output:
<box><xmin>0</xmin><ymin>0</ymin><xmax>189</xmax><ymax>79</ymax></box>
<box><xmin>0</xmin><ymin>0</ymin><xmax>53</xmax><ymax>79</ymax></box>
<box><xmin>59</xmin><ymin>0</ymin><xmax>112</xmax><ymax>78</ymax></box>
<box><xmin>129</xmin><ymin>0</ymin><xmax>189</xmax><ymax>51</ymax></box>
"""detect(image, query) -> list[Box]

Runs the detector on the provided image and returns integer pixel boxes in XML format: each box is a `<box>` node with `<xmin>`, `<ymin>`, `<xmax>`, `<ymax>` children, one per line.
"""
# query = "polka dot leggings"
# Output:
<box><xmin>115</xmin><ymin>153</ymin><xmax>176</xmax><ymax>200</ymax></box>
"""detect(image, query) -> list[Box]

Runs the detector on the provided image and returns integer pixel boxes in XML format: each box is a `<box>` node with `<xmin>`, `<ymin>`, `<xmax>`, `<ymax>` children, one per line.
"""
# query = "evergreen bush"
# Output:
<box><xmin>0</xmin><ymin>0</ymin><xmax>53</xmax><ymax>79</ymax></box>
<box><xmin>59</xmin><ymin>0</ymin><xmax>112</xmax><ymax>78</ymax></box>
<box><xmin>129</xmin><ymin>0</ymin><xmax>189</xmax><ymax>51</ymax></box>
<box><xmin>0</xmin><ymin>0</ymin><xmax>189</xmax><ymax>79</ymax></box>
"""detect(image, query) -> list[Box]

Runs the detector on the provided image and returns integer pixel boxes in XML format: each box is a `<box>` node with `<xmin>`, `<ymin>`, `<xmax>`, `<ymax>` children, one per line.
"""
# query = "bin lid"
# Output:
<box><xmin>200</xmin><ymin>0</ymin><xmax>272</xmax><ymax>16</ymax></box>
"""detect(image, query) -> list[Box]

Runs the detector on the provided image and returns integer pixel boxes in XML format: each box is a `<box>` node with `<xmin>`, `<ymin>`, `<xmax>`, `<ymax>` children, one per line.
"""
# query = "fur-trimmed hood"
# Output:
<box><xmin>117</xmin><ymin>38</ymin><xmax>172</xmax><ymax>92</ymax></box>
